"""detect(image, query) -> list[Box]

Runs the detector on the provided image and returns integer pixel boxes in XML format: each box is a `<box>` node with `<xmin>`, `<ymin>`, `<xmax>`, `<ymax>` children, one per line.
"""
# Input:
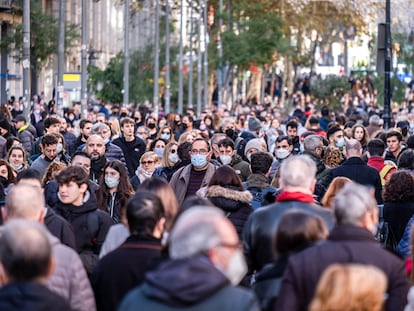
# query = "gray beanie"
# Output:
<box><xmin>248</xmin><ymin>117</ymin><xmax>261</xmax><ymax>132</ymax></box>
<box><xmin>245</xmin><ymin>138</ymin><xmax>264</xmax><ymax>157</ymax></box>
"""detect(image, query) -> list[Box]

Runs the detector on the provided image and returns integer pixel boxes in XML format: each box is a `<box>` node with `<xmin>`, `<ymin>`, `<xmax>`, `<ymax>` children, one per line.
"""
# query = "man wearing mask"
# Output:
<box><xmin>174</xmin><ymin>114</ymin><xmax>194</xmax><ymax>141</ymax></box>
<box><xmin>113</xmin><ymin>117</ymin><xmax>146</xmax><ymax>177</ymax></box>
<box><xmin>170</xmin><ymin>138</ymin><xmax>217</xmax><ymax>205</ymax></box>
<box><xmin>269</xmin><ymin>135</ymin><xmax>294</xmax><ymax>185</ymax></box>
<box><xmin>118</xmin><ymin>207</ymin><xmax>259</xmax><ymax>311</ymax></box>
<box><xmin>217</xmin><ymin>138</ymin><xmax>250</xmax><ymax>181</ymax></box>
<box><xmin>327</xmin><ymin>125</ymin><xmax>345</xmax><ymax>162</ymax></box>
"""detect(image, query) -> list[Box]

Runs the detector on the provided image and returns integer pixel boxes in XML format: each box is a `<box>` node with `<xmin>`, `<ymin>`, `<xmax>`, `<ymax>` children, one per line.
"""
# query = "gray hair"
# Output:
<box><xmin>280</xmin><ymin>155</ymin><xmax>317</xmax><ymax>189</ymax></box>
<box><xmin>169</xmin><ymin>206</ymin><xmax>225</xmax><ymax>259</ymax></box>
<box><xmin>6</xmin><ymin>184</ymin><xmax>45</xmax><ymax>220</ymax></box>
<box><xmin>91</xmin><ymin>122</ymin><xmax>110</xmax><ymax>134</ymax></box>
<box><xmin>303</xmin><ymin>135</ymin><xmax>323</xmax><ymax>153</ymax></box>
<box><xmin>333</xmin><ymin>182</ymin><xmax>377</xmax><ymax>225</ymax></box>
<box><xmin>0</xmin><ymin>219</ymin><xmax>51</xmax><ymax>281</ymax></box>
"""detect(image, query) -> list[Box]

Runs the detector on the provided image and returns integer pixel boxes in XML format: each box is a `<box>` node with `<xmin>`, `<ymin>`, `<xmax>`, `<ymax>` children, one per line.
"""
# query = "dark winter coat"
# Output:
<box><xmin>327</xmin><ymin>156</ymin><xmax>383</xmax><ymax>204</ymax></box>
<box><xmin>92</xmin><ymin>234</ymin><xmax>162</xmax><ymax>311</ymax></box>
<box><xmin>384</xmin><ymin>201</ymin><xmax>414</xmax><ymax>244</ymax></box>
<box><xmin>243</xmin><ymin>198</ymin><xmax>334</xmax><ymax>272</ymax></box>
<box><xmin>206</xmin><ymin>185</ymin><xmax>253</xmax><ymax>239</ymax></box>
<box><xmin>44</xmin><ymin>207</ymin><xmax>77</xmax><ymax>250</ymax></box>
<box><xmin>0</xmin><ymin>282</ymin><xmax>72</xmax><ymax>311</ymax></box>
<box><xmin>118</xmin><ymin>255</ymin><xmax>260</xmax><ymax>311</ymax></box>
<box><xmin>55</xmin><ymin>191</ymin><xmax>113</xmax><ymax>255</ymax></box>
<box><xmin>112</xmin><ymin>136</ymin><xmax>146</xmax><ymax>177</ymax></box>
<box><xmin>228</xmin><ymin>154</ymin><xmax>251</xmax><ymax>182</ymax></box>
<box><xmin>276</xmin><ymin>224</ymin><xmax>409</xmax><ymax>311</ymax></box>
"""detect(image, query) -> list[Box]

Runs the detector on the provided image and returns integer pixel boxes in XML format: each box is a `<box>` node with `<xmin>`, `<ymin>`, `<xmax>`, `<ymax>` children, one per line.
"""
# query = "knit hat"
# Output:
<box><xmin>0</xmin><ymin>119</ymin><xmax>10</xmax><ymax>131</ymax></box>
<box><xmin>245</xmin><ymin>138</ymin><xmax>264</xmax><ymax>157</ymax></box>
<box><xmin>248</xmin><ymin>117</ymin><xmax>261</xmax><ymax>132</ymax></box>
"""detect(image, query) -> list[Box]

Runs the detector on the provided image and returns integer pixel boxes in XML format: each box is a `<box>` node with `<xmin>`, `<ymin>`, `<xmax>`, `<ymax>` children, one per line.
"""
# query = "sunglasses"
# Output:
<box><xmin>141</xmin><ymin>160</ymin><xmax>155</xmax><ymax>165</ymax></box>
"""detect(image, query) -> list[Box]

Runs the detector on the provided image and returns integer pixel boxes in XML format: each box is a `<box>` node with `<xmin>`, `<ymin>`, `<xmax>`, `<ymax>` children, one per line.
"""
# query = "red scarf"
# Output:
<box><xmin>276</xmin><ymin>191</ymin><xmax>314</xmax><ymax>203</ymax></box>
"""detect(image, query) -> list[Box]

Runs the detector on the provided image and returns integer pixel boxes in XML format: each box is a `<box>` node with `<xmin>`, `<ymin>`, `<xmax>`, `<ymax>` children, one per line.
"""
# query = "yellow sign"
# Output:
<box><xmin>63</xmin><ymin>73</ymin><xmax>81</xmax><ymax>82</ymax></box>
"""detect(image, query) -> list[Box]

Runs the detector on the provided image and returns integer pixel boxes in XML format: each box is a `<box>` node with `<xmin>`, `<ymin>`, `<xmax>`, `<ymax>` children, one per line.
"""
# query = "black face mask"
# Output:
<box><xmin>182</xmin><ymin>123</ymin><xmax>188</xmax><ymax>130</ymax></box>
<box><xmin>225</xmin><ymin>128</ymin><xmax>235</xmax><ymax>138</ymax></box>
<box><xmin>120</xmin><ymin>112</ymin><xmax>127</xmax><ymax>118</ymax></box>
<box><xmin>0</xmin><ymin>176</ymin><xmax>8</xmax><ymax>187</ymax></box>
<box><xmin>148</xmin><ymin>123</ymin><xmax>156</xmax><ymax>129</ymax></box>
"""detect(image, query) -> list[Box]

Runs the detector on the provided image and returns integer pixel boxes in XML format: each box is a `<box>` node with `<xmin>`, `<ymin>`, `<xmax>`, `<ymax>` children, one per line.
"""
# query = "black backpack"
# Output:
<box><xmin>375</xmin><ymin>204</ymin><xmax>397</xmax><ymax>252</ymax></box>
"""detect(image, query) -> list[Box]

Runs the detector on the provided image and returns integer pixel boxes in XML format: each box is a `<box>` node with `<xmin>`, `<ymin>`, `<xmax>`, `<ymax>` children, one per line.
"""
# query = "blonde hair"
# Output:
<box><xmin>309</xmin><ymin>264</ymin><xmax>387</xmax><ymax>311</ymax></box>
<box><xmin>323</xmin><ymin>146</ymin><xmax>342</xmax><ymax>168</ymax></box>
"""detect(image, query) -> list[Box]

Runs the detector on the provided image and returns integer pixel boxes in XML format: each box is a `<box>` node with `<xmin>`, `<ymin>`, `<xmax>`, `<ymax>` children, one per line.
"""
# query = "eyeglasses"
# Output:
<box><xmin>191</xmin><ymin>149</ymin><xmax>208</xmax><ymax>155</ymax></box>
<box><xmin>218</xmin><ymin>241</ymin><xmax>243</xmax><ymax>251</ymax></box>
<box><xmin>141</xmin><ymin>160</ymin><xmax>155</xmax><ymax>165</ymax></box>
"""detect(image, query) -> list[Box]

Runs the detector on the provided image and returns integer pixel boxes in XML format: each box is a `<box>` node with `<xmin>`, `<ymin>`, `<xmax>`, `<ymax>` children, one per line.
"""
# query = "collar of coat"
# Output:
<box><xmin>206</xmin><ymin>185</ymin><xmax>252</xmax><ymax>203</ymax></box>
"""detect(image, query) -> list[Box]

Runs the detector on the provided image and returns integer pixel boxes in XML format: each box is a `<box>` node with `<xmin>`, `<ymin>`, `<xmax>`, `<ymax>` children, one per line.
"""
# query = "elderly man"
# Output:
<box><xmin>276</xmin><ymin>182</ymin><xmax>409</xmax><ymax>311</ymax></box>
<box><xmin>119</xmin><ymin>207</ymin><xmax>259</xmax><ymax>311</ymax></box>
<box><xmin>0</xmin><ymin>220</ymin><xmax>72</xmax><ymax>310</ymax></box>
<box><xmin>243</xmin><ymin>155</ymin><xmax>334</xmax><ymax>272</ymax></box>
<box><xmin>327</xmin><ymin>138</ymin><xmax>383</xmax><ymax>204</ymax></box>
<box><xmin>90</xmin><ymin>122</ymin><xmax>126</xmax><ymax>164</ymax></box>
<box><xmin>170</xmin><ymin>138</ymin><xmax>217</xmax><ymax>205</ymax></box>
<box><xmin>2</xmin><ymin>184</ymin><xmax>96</xmax><ymax>311</ymax></box>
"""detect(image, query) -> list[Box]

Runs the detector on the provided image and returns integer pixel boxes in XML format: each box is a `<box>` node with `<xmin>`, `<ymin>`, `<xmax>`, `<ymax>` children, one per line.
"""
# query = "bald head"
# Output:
<box><xmin>85</xmin><ymin>134</ymin><xmax>106</xmax><ymax>160</ymax></box>
<box><xmin>0</xmin><ymin>219</ymin><xmax>52</xmax><ymax>282</ymax></box>
<box><xmin>345</xmin><ymin>139</ymin><xmax>362</xmax><ymax>158</ymax></box>
<box><xmin>280</xmin><ymin>155</ymin><xmax>317</xmax><ymax>192</ymax></box>
<box><xmin>5</xmin><ymin>184</ymin><xmax>44</xmax><ymax>221</ymax></box>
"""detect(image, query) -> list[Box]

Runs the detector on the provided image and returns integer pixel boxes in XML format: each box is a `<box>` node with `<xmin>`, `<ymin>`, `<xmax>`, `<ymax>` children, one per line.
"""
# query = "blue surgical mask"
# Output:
<box><xmin>336</xmin><ymin>137</ymin><xmax>345</xmax><ymax>148</ymax></box>
<box><xmin>161</xmin><ymin>133</ymin><xmax>170</xmax><ymax>141</ymax></box>
<box><xmin>105</xmin><ymin>177</ymin><xmax>119</xmax><ymax>189</ymax></box>
<box><xmin>191</xmin><ymin>154</ymin><xmax>208</xmax><ymax>168</ymax></box>
<box><xmin>56</xmin><ymin>143</ymin><xmax>63</xmax><ymax>154</ymax></box>
<box><xmin>154</xmin><ymin>147</ymin><xmax>164</xmax><ymax>158</ymax></box>
<box><xmin>103</xmin><ymin>138</ymin><xmax>110</xmax><ymax>145</ymax></box>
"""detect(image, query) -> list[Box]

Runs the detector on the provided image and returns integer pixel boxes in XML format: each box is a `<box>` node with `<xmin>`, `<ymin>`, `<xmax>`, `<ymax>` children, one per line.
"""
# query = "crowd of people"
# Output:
<box><xmin>0</xmin><ymin>89</ymin><xmax>414</xmax><ymax>310</ymax></box>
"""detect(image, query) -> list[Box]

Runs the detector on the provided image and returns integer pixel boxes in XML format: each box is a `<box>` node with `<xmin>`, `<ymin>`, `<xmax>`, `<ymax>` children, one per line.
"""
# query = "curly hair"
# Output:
<box><xmin>383</xmin><ymin>170</ymin><xmax>414</xmax><ymax>202</ymax></box>
<box><xmin>323</xmin><ymin>146</ymin><xmax>342</xmax><ymax>168</ymax></box>
<box><xmin>42</xmin><ymin>162</ymin><xmax>67</xmax><ymax>186</ymax></box>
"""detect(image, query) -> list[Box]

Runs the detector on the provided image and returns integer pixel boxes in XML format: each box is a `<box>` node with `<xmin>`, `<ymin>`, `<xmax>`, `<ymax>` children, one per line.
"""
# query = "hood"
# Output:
<box><xmin>143</xmin><ymin>256</ymin><xmax>229</xmax><ymax>307</ymax></box>
<box><xmin>57</xmin><ymin>190</ymin><xmax>97</xmax><ymax>217</ymax></box>
<box><xmin>206</xmin><ymin>185</ymin><xmax>252</xmax><ymax>203</ymax></box>
<box><xmin>231</xmin><ymin>153</ymin><xmax>243</xmax><ymax>165</ymax></box>
<box><xmin>206</xmin><ymin>185</ymin><xmax>252</xmax><ymax>213</ymax></box>
<box><xmin>246</xmin><ymin>174</ymin><xmax>270</xmax><ymax>188</ymax></box>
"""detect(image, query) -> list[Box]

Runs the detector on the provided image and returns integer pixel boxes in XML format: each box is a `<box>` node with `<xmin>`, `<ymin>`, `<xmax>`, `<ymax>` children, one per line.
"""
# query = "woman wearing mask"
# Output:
<box><xmin>0</xmin><ymin>159</ymin><xmax>15</xmax><ymax>194</ymax></box>
<box><xmin>53</xmin><ymin>133</ymin><xmax>71</xmax><ymax>165</ymax></box>
<box><xmin>150</xmin><ymin>138</ymin><xmax>168</xmax><ymax>160</ymax></box>
<box><xmin>130</xmin><ymin>151</ymin><xmax>159</xmax><ymax>190</ymax></box>
<box><xmin>96</xmin><ymin>160</ymin><xmax>135</xmax><ymax>224</ymax></box>
<box><xmin>156</xmin><ymin>125</ymin><xmax>175</xmax><ymax>143</ymax></box>
<box><xmin>153</xmin><ymin>142</ymin><xmax>179</xmax><ymax>181</ymax></box>
<box><xmin>7</xmin><ymin>145</ymin><xmax>29</xmax><ymax>174</ymax></box>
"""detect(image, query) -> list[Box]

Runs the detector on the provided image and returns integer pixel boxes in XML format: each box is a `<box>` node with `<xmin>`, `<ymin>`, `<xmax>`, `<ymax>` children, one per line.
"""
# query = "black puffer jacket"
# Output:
<box><xmin>206</xmin><ymin>185</ymin><xmax>253</xmax><ymax>239</ymax></box>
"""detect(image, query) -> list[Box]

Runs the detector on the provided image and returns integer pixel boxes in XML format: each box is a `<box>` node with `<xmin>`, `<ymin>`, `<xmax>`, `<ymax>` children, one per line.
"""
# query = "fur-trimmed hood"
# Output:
<box><xmin>206</xmin><ymin>185</ymin><xmax>252</xmax><ymax>203</ymax></box>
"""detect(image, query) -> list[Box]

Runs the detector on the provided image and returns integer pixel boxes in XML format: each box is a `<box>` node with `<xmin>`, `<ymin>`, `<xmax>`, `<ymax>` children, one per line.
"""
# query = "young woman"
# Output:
<box><xmin>0</xmin><ymin>159</ymin><xmax>16</xmax><ymax>194</ymax></box>
<box><xmin>96</xmin><ymin>160</ymin><xmax>135</xmax><ymax>224</ymax></box>
<box><xmin>7</xmin><ymin>145</ymin><xmax>29</xmax><ymax>174</ymax></box>
<box><xmin>153</xmin><ymin>142</ymin><xmax>179</xmax><ymax>181</ymax></box>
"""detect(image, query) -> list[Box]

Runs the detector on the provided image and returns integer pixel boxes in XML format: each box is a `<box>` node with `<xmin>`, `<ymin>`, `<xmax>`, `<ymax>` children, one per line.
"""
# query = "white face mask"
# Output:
<box><xmin>276</xmin><ymin>148</ymin><xmax>290</xmax><ymax>160</ymax></box>
<box><xmin>219</xmin><ymin>155</ymin><xmax>232</xmax><ymax>165</ymax></box>
<box><xmin>168</xmin><ymin>153</ymin><xmax>179</xmax><ymax>164</ymax></box>
<box><xmin>161</xmin><ymin>133</ymin><xmax>171</xmax><ymax>141</ymax></box>
<box><xmin>223</xmin><ymin>250</ymin><xmax>247</xmax><ymax>285</ymax></box>
<box><xmin>105</xmin><ymin>177</ymin><xmax>119</xmax><ymax>189</ymax></box>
